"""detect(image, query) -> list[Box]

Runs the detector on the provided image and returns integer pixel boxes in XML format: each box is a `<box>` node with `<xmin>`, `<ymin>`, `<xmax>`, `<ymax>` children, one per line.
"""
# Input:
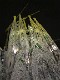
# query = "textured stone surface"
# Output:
<box><xmin>1</xmin><ymin>15</ymin><xmax>60</xmax><ymax>80</ymax></box>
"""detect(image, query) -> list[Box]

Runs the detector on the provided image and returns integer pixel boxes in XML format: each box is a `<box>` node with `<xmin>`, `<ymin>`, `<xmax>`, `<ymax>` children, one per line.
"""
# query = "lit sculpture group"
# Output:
<box><xmin>0</xmin><ymin>14</ymin><xmax>60</xmax><ymax>80</ymax></box>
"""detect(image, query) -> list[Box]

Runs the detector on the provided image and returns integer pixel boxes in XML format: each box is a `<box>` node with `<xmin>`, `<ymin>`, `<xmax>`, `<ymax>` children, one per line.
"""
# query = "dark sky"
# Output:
<box><xmin>0</xmin><ymin>0</ymin><xmax>60</xmax><ymax>49</ymax></box>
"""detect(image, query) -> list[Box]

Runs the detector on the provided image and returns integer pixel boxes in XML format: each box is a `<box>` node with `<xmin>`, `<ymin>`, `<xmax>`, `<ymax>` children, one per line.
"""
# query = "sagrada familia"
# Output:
<box><xmin>0</xmin><ymin>14</ymin><xmax>60</xmax><ymax>80</ymax></box>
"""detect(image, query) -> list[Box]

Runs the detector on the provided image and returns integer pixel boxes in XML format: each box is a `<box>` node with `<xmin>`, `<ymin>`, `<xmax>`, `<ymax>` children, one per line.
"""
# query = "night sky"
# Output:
<box><xmin>0</xmin><ymin>0</ymin><xmax>60</xmax><ymax>49</ymax></box>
